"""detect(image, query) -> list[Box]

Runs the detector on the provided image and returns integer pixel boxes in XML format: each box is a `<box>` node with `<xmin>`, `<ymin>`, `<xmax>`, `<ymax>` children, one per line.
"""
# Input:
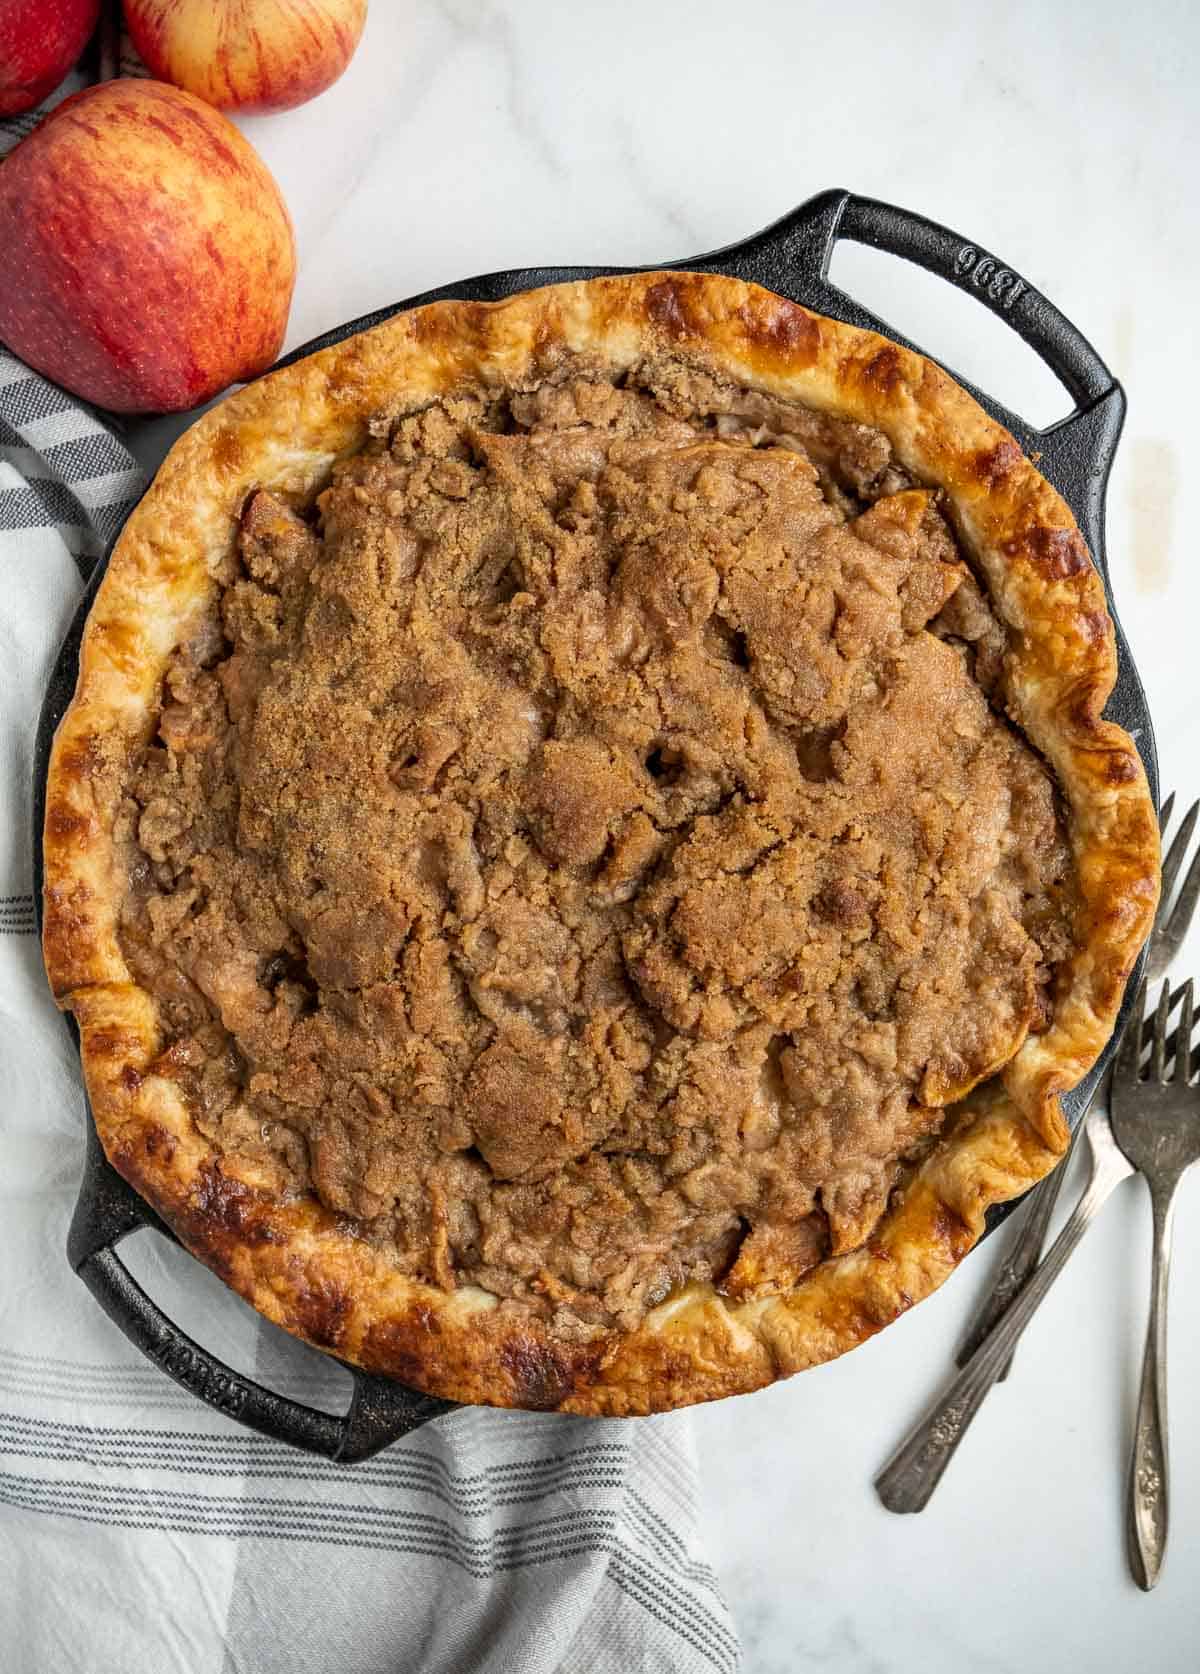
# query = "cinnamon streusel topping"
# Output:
<box><xmin>117</xmin><ymin>359</ymin><xmax>1074</xmax><ymax>1333</ymax></box>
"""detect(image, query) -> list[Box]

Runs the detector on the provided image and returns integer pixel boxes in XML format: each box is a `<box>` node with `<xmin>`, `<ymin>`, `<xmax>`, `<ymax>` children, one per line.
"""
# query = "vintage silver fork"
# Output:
<box><xmin>874</xmin><ymin>976</ymin><xmax>1199</xmax><ymax>1518</ymax></box>
<box><xmin>957</xmin><ymin>794</ymin><xmax>1200</xmax><ymax>1377</ymax></box>
<box><xmin>1110</xmin><ymin>977</ymin><xmax>1200</xmax><ymax>1590</ymax></box>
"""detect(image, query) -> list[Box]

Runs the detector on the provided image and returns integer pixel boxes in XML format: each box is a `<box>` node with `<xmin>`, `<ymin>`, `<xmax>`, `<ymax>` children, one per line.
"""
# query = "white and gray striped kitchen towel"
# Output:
<box><xmin>0</xmin><ymin>94</ymin><xmax>739</xmax><ymax>1674</ymax></box>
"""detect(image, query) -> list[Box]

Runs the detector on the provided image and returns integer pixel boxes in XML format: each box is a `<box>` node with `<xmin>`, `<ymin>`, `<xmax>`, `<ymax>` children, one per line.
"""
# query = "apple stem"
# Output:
<box><xmin>97</xmin><ymin>0</ymin><xmax>121</xmax><ymax>86</ymax></box>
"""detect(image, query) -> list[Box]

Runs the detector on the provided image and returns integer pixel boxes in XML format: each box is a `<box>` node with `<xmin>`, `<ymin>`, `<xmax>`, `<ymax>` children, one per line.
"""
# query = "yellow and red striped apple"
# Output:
<box><xmin>124</xmin><ymin>0</ymin><xmax>367</xmax><ymax>113</ymax></box>
<box><xmin>0</xmin><ymin>79</ymin><xmax>295</xmax><ymax>413</ymax></box>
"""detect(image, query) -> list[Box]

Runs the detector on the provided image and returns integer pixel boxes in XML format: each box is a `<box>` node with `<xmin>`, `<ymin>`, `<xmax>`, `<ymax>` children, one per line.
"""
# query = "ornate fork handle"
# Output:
<box><xmin>1128</xmin><ymin>1179</ymin><xmax>1179</xmax><ymax>1589</ymax></box>
<box><xmin>876</xmin><ymin>1115</ymin><xmax>1132</xmax><ymax>1513</ymax></box>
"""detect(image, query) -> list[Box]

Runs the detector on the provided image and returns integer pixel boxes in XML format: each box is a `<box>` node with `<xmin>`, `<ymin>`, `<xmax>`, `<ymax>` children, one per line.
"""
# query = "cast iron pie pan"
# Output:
<box><xmin>32</xmin><ymin>189</ymin><xmax>1159</xmax><ymax>1461</ymax></box>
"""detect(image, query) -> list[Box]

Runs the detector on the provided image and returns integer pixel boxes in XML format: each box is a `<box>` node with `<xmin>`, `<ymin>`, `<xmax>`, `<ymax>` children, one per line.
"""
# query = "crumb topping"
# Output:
<box><xmin>117</xmin><ymin>357</ymin><xmax>1074</xmax><ymax>1334</ymax></box>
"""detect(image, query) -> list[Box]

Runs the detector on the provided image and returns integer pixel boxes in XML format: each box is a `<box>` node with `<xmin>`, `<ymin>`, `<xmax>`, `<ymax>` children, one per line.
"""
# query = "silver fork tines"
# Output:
<box><xmin>1151</xmin><ymin>981</ymin><xmax>1170</xmax><ymax>1083</ymax></box>
<box><xmin>1177</xmin><ymin>982</ymin><xmax>1195</xmax><ymax>1083</ymax></box>
<box><xmin>1156</xmin><ymin>803</ymin><xmax>1200</xmax><ymax>974</ymax></box>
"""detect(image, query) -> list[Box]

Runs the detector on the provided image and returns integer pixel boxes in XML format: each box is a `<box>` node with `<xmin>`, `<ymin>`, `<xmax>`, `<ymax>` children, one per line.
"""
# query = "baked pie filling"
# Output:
<box><xmin>116</xmin><ymin>358</ymin><xmax>1077</xmax><ymax>1339</ymax></box>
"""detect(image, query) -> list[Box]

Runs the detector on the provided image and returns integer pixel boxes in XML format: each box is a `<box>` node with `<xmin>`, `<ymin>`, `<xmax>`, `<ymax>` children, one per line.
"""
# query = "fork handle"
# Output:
<box><xmin>955</xmin><ymin>1137</ymin><xmax>1073</xmax><ymax>1378</ymax></box>
<box><xmin>876</xmin><ymin>1132</ymin><xmax>1131</xmax><ymax>1512</ymax></box>
<box><xmin>959</xmin><ymin>1068</ymin><xmax>1113</xmax><ymax>1380</ymax></box>
<box><xmin>1128</xmin><ymin>1181</ymin><xmax>1178</xmax><ymax>1589</ymax></box>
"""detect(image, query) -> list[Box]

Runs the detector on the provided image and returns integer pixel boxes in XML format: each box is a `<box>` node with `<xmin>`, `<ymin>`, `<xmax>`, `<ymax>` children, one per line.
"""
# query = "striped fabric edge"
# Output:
<box><xmin>0</xmin><ymin>425</ymin><xmax>140</xmax><ymax>480</ymax></box>
<box><xmin>0</xmin><ymin>1354</ymin><xmax>705</xmax><ymax>1525</ymax></box>
<box><xmin>0</xmin><ymin>1352</ymin><xmax>696</xmax><ymax>1521</ymax></box>
<box><xmin>0</xmin><ymin>1476</ymin><xmax>739</xmax><ymax>1671</ymax></box>
<box><xmin>0</xmin><ymin>1415</ymin><xmax>631</xmax><ymax>1503</ymax></box>
<box><xmin>0</xmin><ymin>1342</ymin><xmax>346</xmax><ymax>1394</ymax></box>
<box><xmin>0</xmin><ymin>1440</ymin><xmax>721</xmax><ymax>1600</ymax></box>
<box><xmin>0</xmin><ymin>1349</ymin><xmax>624</xmax><ymax>1431</ymax></box>
<box><xmin>0</xmin><ymin>894</ymin><xmax>36</xmax><ymax>936</ymax></box>
<box><xmin>0</xmin><ymin>362</ymin><xmax>96</xmax><ymax>423</ymax></box>
<box><xmin>0</xmin><ymin>1365</ymin><xmax>251</xmax><ymax>1413</ymax></box>
<box><xmin>0</xmin><ymin>1351</ymin><xmax>698</xmax><ymax>1472</ymax></box>
<box><xmin>1</xmin><ymin>1341</ymin><xmax>733</xmax><ymax>1658</ymax></box>
<box><xmin>0</xmin><ymin>1406</ymin><xmax>702</xmax><ymax>1510</ymax></box>
<box><xmin>0</xmin><ymin>1410</ymin><xmax>723</xmax><ymax>1600</ymax></box>
<box><xmin>0</xmin><ymin>354</ymin><xmax>144</xmax><ymax>569</ymax></box>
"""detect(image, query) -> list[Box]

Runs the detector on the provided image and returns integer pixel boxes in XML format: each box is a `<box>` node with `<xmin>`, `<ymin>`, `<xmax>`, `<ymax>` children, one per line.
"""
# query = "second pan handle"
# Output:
<box><xmin>833</xmin><ymin>193</ymin><xmax>1113</xmax><ymax>413</ymax></box>
<box><xmin>686</xmin><ymin>189</ymin><xmax>1118</xmax><ymax>434</ymax></box>
<box><xmin>681</xmin><ymin>189</ymin><xmax>1126</xmax><ymax>581</ymax></box>
<box><xmin>65</xmin><ymin>1118</ymin><xmax>457</xmax><ymax>1462</ymax></box>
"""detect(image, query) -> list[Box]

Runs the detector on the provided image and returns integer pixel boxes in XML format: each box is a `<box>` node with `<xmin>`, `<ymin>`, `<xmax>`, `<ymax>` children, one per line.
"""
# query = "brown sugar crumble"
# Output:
<box><xmin>116</xmin><ymin>355</ymin><xmax>1076</xmax><ymax>1336</ymax></box>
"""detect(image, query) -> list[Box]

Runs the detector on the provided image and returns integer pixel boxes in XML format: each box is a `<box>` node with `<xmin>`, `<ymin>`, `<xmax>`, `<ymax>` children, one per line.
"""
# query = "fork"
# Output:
<box><xmin>874</xmin><ymin>977</ymin><xmax>1198</xmax><ymax>1517</ymax></box>
<box><xmin>956</xmin><ymin>794</ymin><xmax>1200</xmax><ymax>1377</ymax></box>
<box><xmin>1110</xmin><ymin>977</ymin><xmax>1200</xmax><ymax>1590</ymax></box>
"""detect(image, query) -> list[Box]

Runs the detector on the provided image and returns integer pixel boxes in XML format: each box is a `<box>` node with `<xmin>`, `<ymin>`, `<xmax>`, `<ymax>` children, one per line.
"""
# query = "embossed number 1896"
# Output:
<box><xmin>954</xmin><ymin>245</ymin><xmax>1028</xmax><ymax>311</ymax></box>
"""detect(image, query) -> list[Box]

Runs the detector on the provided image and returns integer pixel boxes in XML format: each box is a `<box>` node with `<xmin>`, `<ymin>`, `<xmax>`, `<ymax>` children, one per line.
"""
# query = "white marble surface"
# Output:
<box><xmin>130</xmin><ymin>2</ymin><xmax>1200</xmax><ymax>1667</ymax></box>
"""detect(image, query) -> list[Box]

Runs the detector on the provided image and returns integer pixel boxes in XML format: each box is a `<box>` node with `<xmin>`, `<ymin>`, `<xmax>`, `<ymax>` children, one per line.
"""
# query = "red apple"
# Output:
<box><xmin>0</xmin><ymin>80</ymin><xmax>295</xmax><ymax>413</ymax></box>
<box><xmin>0</xmin><ymin>0</ymin><xmax>100</xmax><ymax>115</ymax></box>
<box><xmin>124</xmin><ymin>0</ymin><xmax>367</xmax><ymax>113</ymax></box>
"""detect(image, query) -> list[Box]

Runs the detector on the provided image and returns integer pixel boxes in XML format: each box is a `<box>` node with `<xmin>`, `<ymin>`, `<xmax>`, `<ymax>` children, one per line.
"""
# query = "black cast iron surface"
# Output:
<box><xmin>32</xmin><ymin>189</ymin><xmax>1158</xmax><ymax>1461</ymax></box>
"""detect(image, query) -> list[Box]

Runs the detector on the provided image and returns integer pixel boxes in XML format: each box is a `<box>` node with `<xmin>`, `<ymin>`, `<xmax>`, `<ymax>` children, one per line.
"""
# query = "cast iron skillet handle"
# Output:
<box><xmin>693</xmin><ymin>189</ymin><xmax>1118</xmax><ymax>434</ymax></box>
<box><xmin>830</xmin><ymin>193</ymin><xmax>1114</xmax><ymax>412</ymax></box>
<box><xmin>68</xmin><ymin>1199</ymin><xmax>455</xmax><ymax>1463</ymax></box>
<box><xmin>805</xmin><ymin>192</ymin><xmax>1126</xmax><ymax>583</ymax></box>
<box><xmin>687</xmin><ymin>189</ymin><xmax>1125</xmax><ymax>577</ymax></box>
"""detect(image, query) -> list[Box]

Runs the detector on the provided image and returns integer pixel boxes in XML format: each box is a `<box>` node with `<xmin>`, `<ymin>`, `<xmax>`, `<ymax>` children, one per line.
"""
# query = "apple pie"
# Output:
<box><xmin>42</xmin><ymin>274</ymin><xmax>1159</xmax><ymax>1412</ymax></box>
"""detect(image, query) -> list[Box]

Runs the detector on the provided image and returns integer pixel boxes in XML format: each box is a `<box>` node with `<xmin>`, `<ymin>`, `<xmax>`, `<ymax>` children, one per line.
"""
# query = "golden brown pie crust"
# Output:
<box><xmin>42</xmin><ymin>273</ymin><xmax>1159</xmax><ymax>1413</ymax></box>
